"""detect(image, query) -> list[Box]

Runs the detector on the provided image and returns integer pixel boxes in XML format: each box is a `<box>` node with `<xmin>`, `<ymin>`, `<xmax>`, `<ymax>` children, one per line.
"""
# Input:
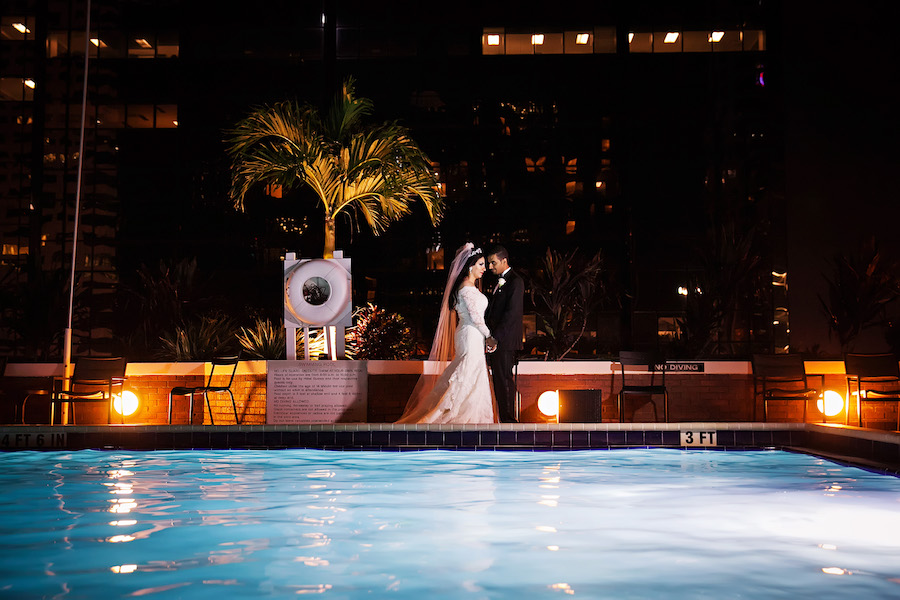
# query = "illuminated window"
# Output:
<box><xmin>0</xmin><ymin>77</ymin><xmax>34</xmax><ymax>101</ymax></box>
<box><xmin>533</xmin><ymin>32</ymin><xmax>563</xmax><ymax>54</ymax></box>
<box><xmin>628</xmin><ymin>31</ymin><xmax>652</xmax><ymax>53</ymax></box>
<box><xmin>155</xmin><ymin>104</ymin><xmax>178</xmax><ymax>129</ymax></box>
<box><xmin>712</xmin><ymin>30</ymin><xmax>742</xmax><ymax>52</ymax></box>
<box><xmin>1</xmin><ymin>16</ymin><xmax>34</xmax><ymax>40</ymax></box>
<box><xmin>482</xmin><ymin>28</ymin><xmax>505</xmax><ymax>55</ymax></box>
<box><xmin>654</xmin><ymin>30</ymin><xmax>681</xmax><ymax>52</ymax></box>
<box><xmin>525</xmin><ymin>157</ymin><xmax>546</xmax><ymax>172</ymax></box>
<box><xmin>129</xmin><ymin>35</ymin><xmax>155</xmax><ymax>58</ymax></box>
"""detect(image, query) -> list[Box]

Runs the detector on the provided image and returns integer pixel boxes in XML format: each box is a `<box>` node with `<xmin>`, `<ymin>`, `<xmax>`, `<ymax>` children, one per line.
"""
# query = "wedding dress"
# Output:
<box><xmin>396</xmin><ymin>285</ymin><xmax>495</xmax><ymax>424</ymax></box>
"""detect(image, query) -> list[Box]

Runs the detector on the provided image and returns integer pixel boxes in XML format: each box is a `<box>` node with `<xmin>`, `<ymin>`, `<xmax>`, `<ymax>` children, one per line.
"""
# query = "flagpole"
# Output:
<box><xmin>62</xmin><ymin>0</ymin><xmax>92</xmax><ymax>424</ymax></box>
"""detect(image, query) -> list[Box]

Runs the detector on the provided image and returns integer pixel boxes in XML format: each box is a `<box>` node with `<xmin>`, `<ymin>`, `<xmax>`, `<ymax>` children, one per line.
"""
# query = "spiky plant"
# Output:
<box><xmin>226</xmin><ymin>77</ymin><xmax>444</xmax><ymax>258</ymax></box>
<box><xmin>237</xmin><ymin>318</ymin><xmax>286</xmax><ymax>360</ymax></box>
<box><xmin>158</xmin><ymin>313</ymin><xmax>238</xmax><ymax>361</ymax></box>
<box><xmin>346</xmin><ymin>303</ymin><xmax>415</xmax><ymax>360</ymax></box>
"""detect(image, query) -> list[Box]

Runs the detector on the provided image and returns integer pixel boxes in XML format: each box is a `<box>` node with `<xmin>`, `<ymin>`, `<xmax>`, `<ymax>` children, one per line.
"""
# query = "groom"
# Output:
<box><xmin>486</xmin><ymin>245</ymin><xmax>524</xmax><ymax>423</ymax></box>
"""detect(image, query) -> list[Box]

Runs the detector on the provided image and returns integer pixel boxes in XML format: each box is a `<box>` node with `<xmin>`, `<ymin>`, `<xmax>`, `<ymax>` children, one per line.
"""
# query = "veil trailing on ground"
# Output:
<box><xmin>397</xmin><ymin>243</ymin><xmax>477</xmax><ymax>421</ymax></box>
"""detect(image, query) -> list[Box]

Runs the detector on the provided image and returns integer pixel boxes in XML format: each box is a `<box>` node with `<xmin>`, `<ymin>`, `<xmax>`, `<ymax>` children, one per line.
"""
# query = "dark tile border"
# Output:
<box><xmin>1</xmin><ymin>424</ymin><xmax>897</xmax><ymax>475</ymax></box>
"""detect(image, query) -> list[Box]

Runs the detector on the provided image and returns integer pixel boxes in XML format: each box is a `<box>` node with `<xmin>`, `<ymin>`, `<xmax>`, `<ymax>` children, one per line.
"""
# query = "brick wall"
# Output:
<box><xmin>2</xmin><ymin>362</ymin><xmax>897</xmax><ymax>429</ymax></box>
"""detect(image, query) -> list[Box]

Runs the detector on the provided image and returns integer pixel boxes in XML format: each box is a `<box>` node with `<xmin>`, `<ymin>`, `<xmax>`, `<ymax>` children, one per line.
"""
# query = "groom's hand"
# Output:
<box><xmin>486</xmin><ymin>336</ymin><xmax>498</xmax><ymax>353</ymax></box>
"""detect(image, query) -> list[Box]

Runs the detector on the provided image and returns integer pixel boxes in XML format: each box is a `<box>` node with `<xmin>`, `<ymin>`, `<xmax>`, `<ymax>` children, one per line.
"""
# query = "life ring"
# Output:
<box><xmin>284</xmin><ymin>259</ymin><xmax>352</xmax><ymax>326</ymax></box>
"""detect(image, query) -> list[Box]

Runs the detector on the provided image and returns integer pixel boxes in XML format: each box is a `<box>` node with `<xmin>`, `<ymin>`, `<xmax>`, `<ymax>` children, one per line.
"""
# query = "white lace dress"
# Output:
<box><xmin>397</xmin><ymin>285</ymin><xmax>496</xmax><ymax>424</ymax></box>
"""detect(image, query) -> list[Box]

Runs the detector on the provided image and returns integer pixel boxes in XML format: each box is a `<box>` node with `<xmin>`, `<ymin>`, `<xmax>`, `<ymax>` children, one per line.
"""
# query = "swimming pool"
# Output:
<box><xmin>1</xmin><ymin>449</ymin><xmax>898</xmax><ymax>599</ymax></box>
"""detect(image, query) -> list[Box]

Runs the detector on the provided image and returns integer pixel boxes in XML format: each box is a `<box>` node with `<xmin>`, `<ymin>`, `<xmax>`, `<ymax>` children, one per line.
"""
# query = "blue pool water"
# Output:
<box><xmin>0</xmin><ymin>449</ymin><xmax>899</xmax><ymax>599</ymax></box>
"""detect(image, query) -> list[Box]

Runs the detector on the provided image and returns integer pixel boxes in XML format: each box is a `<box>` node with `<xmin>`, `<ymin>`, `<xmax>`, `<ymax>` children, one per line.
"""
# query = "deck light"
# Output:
<box><xmin>113</xmin><ymin>390</ymin><xmax>140</xmax><ymax>417</ymax></box>
<box><xmin>13</xmin><ymin>23</ymin><xmax>31</xmax><ymax>34</ymax></box>
<box><xmin>817</xmin><ymin>390</ymin><xmax>844</xmax><ymax>417</ymax></box>
<box><xmin>487</xmin><ymin>34</ymin><xmax>500</xmax><ymax>46</ymax></box>
<box><xmin>709</xmin><ymin>31</ymin><xmax>725</xmax><ymax>42</ymax></box>
<box><xmin>538</xmin><ymin>390</ymin><xmax>560</xmax><ymax>417</ymax></box>
<box><xmin>24</xmin><ymin>79</ymin><xmax>35</xmax><ymax>89</ymax></box>
<box><xmin>575</xmin><ymin>33</ymin><xmax>590</xmax><ymax>45</ymax></box>
<box><xmin>532</xmin><ymin>34</ymin><xmax>544</xmax><ymax>45</ymax></box>
<box><xmin>135</xmin><ymin>38</ymin><xmax>152</xmax><ymax>48</ymax></box>
<box><xmin>628</xmin><ymin>33</ymin><xmax>634</xmax><ymax>43</ymax></box>
<box><xmin>664</xmin><ymin>32</ymin><xmax>679</xmax><ymax>43</ymax></box>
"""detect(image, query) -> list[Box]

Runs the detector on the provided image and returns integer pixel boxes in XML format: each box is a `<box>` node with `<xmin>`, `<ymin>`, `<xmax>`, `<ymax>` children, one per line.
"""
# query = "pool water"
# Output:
<box><xmin>1</xmin><ymin>449</ymin><xmax>899</xmax><ymax>599</ymax></box>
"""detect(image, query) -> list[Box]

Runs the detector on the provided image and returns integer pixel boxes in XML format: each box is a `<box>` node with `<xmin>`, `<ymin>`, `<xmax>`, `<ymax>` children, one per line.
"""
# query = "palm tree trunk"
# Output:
<box><xmin>323</xmin><ymin>217</ymin><xmax>336</xmax><ymax>258</ymax></box>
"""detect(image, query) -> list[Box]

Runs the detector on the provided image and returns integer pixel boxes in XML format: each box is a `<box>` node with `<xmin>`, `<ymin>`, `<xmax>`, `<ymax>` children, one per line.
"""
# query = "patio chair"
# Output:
<box><xmin>168</xmin><ymin>355</ymin><xmax>241</xmax><ymax>425</ymax></box>
<box><xmin>50</xmin><ymin>357</ymin><xmax>127</xmax><ymax>425</ymax></box>
<box><xmin>751</xmin><ymin>354</ymin><xmax>819</xmax><ymax>422</ymax></box>
<box><xmin>617</xmin><ymin>350</ymin><xmax>668</xmax><ymax>422</ymax></box>
<box><xmin>844</xmin><ymin>353</ymin><xmax>900</xmax><ymax>430</ymax></box>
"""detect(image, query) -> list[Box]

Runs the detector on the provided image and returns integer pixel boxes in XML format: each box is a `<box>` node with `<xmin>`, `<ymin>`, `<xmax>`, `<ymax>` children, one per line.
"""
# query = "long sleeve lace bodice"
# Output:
<box><xmin>456</xmin><ymin>285</ymin><xmax>491</xmax><ymax>339</ymax></box>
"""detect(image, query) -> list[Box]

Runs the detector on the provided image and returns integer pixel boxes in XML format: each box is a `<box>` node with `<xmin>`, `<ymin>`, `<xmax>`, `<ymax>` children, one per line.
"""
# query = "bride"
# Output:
<box><xmin>396</xmin><ymin>243</ymin><xmax>498</xmax><ymax>424</ymax></box>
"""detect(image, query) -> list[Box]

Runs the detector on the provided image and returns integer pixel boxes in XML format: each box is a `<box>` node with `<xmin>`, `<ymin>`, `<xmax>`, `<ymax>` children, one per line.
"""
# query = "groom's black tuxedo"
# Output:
<box><xmin>486</xmin><ymin>268</ymin><xmax>524</xmax><ymax>422</ymax></box>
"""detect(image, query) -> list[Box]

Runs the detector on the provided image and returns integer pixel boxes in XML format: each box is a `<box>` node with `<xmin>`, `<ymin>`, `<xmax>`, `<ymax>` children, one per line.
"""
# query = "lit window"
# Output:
<box><xmin>487</xmin><ymin>34</ymin><xmax>500</xmax><ymax>46</ymax></box>
<box><xmin>575</xmin><ymin>33</ymin><xmax>590</xmax><ymax>45</ymax></box>
<box><xmin>664</xmin><ymin>32</ymin><xmax>679</xmax><ymax>43</ymax></box>
<box><xmin>532</xmin><ymin>34</ymin><xmax>544</xmax><ymax>45</ymax></box>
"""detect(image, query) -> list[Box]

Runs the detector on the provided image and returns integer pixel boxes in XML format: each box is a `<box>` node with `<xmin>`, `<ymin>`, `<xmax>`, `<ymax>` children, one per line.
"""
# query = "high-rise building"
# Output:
<box><xmin>0</xmin><ymin>0</ymin><xmax>784</xmax><ymax>358</ymax></box>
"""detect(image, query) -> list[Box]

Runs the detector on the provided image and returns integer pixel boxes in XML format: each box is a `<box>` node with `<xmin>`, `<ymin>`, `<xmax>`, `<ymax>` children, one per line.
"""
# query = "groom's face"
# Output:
<box><xmin>487</xmin><ymin>255</ymin><xmax>508</xmax><ymax>276</ymax></box>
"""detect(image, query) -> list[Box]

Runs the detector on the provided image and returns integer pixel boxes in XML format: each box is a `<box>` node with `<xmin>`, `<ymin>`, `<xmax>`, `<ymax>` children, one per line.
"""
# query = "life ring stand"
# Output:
<box><xmin>284</xmin><ymin>259</ymin><xmax>352</xmax><ymax>326</ymax></box>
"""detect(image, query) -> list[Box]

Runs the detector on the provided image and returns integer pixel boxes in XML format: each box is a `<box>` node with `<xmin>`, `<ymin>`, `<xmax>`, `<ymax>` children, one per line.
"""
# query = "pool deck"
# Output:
<box><xmin>2</xmin><ymin>421</ymin><xmax>899</xmax><ymax>475</ymax></box>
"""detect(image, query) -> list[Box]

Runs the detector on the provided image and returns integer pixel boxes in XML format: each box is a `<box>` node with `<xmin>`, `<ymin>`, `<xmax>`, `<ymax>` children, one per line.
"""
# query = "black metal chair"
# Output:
<box><xmin>51</xmin><ymin>357</ymin><xmax>127</xmax><ymax>424</ymax></box>
<box><xmin>844</xmin><ymin>353</ymin><xmax>900</xmax><ymax>430</ymax></box>
<box><xmin>751</xmin><ymin>354</ymin><xmax>819</xmax><ymax>422</ymax></box>
<box><xmin>617</xmin><ymin>350</ymin><xmax>668</xmax><ymax>422</ymax></box>
<box><xmin>168</xmin><ymin>355</ymin><xmax>241</xmax><ymax>425</ymax></box>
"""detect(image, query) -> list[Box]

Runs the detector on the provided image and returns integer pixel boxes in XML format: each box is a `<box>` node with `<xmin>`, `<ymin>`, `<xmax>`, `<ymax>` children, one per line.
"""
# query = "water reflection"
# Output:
<box><xmin>3</xmin><ymin>449</ymin><xmax>900</xmax><ymax>598</ymax></box>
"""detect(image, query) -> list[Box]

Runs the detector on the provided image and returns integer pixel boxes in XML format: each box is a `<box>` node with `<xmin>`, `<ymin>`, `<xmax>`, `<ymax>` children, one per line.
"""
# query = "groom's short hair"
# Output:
<box><xmin>488</xmin><ymin>245</ymin><xmax>509</xmax><ymax>261</ymax></box>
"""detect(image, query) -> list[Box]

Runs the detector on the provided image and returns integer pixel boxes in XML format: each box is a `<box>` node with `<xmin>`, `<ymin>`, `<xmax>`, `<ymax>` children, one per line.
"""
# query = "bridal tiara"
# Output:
<box><xmin>469</xmin><ymin>247</ymin><xmax>482</xmax><ymax>258</ymax></box>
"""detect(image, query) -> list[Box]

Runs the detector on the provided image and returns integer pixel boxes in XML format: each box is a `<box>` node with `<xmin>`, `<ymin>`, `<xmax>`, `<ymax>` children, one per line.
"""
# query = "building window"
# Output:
<box><xmin>0</xmin><ymin>78</ymin><xmax>34</xmax><ymax>102</ymax></box>
<box><xmin>1</xmin><ymin>16</ymin><xmax>34</xmax><ymax>40</ymax></box>
<box><xmin>483</xmin><ymin>27</ymin><xmax>616</xmax><ymax>55</ymax></box>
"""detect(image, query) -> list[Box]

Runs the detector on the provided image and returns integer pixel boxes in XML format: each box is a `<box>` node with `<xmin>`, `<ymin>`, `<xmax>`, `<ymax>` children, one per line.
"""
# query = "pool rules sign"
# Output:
<box><xmin>267</xmin><ymin>360</ymin><xmax>367</xmax><ymax>424</ymax></box>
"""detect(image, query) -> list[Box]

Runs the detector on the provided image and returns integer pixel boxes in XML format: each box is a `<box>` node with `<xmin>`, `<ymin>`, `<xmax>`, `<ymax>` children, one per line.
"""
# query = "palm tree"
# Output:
<box><xmin>226</xmin><ymin>78</ymin><xmax>444</xmax><ymax>258</ymax></box>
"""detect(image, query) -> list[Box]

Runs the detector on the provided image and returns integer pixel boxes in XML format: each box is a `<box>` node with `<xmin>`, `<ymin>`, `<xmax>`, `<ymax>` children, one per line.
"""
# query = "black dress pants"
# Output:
<box><xmin>489</xmin><ymin>350</ymin><xmax>517</xmax><ymax>422</ymax></box>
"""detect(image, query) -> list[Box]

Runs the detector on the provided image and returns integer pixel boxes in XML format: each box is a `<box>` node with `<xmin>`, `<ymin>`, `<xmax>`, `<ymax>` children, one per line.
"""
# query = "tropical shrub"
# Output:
<box><xmin>158</xmin><ymin>312</ymin><xmax>238</xmax><ymax>361</ymax></box>
<box><xmin>237</xmin><ymin>318</ymin><xmax>286</xmax><ymax>360</ymax></box>
<box><xmin>346</xmin><ymin>303</ymin><xmax>415</xmax><ymax>360</ymax></box>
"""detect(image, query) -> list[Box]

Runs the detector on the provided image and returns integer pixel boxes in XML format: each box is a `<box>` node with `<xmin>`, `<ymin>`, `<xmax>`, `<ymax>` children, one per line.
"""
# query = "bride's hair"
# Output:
<box><xmin>448</xmin><ymin>246</ymin><xmax>482</xmax><ymax>309</ymax></box>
